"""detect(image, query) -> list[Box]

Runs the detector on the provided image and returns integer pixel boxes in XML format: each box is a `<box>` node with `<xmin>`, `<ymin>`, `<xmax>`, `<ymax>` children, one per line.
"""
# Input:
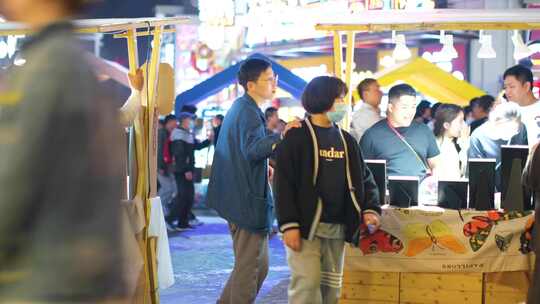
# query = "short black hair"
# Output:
<box><xmin>238</xmin><ymin>58</ymin><xmax>272</xmax><ymax>91</ymax></box>
<box><xmin>164</xmin><ymin>114</ymin><xmax>176</xmax><ymax>124</ymax></box>
<box><xmin>264</xmin><ymin>107</ymin><xmax>278</xmax><ymax>120</ymax></box>
<box><xmin>472</xmin><ymin>95</ymin><xmax>495</xmax><ymax>113</ymax></box>
<box><xmin>431</xmin><ymin>102</ymin><xmax>442</xmax><ymax>116</ymax></box>
<box><xmin>356</xmin><ymin>78</ymin><xmax>377</xmax><ymax>101</ymax></box>
<box><xmin>464</xmin><ymin>105</ymin><xmax>472</xmax><ymax>117</ymax></box>
<box><xmin>414</xmin><ymin>100</ymin><xmax>431</xmax><ymax>118</ymax></box>
<box><xmin>301</xmin><ymin>76</ymin><xmax>348</xmax><ymax>114</ymax></box>
<box><xmin>214</xmin><ymin>114</ymin><xmax>224</xmax><ymax>122</ymax></box>
<box><xmin>504</xmin><ymin>64</ymin><xmax>534</xmax><ymax>91</ymax></box>
<box><xmin>388</xmin><ymin>83</ymin><xmax>416</xmax><ymax>103</ymax></box>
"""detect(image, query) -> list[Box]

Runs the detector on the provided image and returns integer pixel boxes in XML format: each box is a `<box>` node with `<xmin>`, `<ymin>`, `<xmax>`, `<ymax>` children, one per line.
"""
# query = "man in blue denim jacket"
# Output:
<box><xmin>207</xmin><ymin>58</ymin><xmax>299</xmax><ymax>304</ymax></box>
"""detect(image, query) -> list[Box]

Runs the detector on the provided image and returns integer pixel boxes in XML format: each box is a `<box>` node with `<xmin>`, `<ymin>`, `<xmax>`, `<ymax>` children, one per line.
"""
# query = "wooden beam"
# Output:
<box><xmin>342</xmin><ymin>31</ymin><xmax>355</xmax><ymax>131</ymax></box>
<box><xmin>316</xmin><ymin>22</ymin><xmax>540</xmax><ymax>32</ymax></box>
<box><xmin>333</xmin><ymin>31</ymin><xmax>343</xmax><ymax>79</ymax></box>
<box><xmin>113</xmin><ymin>28</ymin><xmax>176</xmax><ymax>39</ymax></box>
<box><xmin>0</xmin><ymin>17</ymin><xmax>191</xmax><ymax>36</ymax></box>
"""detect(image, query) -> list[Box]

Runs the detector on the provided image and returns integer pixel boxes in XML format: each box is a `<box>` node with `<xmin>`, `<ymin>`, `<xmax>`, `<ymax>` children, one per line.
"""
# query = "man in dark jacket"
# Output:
<box><xmin>158</xmin><ymin>114</ymin><xmax>177</xmax><ymax>218</ymax></box>
<box><xmin>166</xmin><ymin>112</ymin><xmax>210</xmax><ymax>230</ymax></box>
<box><xmin>207</xmin><ymin>58</ymin><xmax>299</xmax><ymax>304</ymax></box>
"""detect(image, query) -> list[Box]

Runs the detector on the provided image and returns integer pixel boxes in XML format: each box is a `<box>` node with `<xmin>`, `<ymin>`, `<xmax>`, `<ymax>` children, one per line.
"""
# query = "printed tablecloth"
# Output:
<box><xmin>346</xmin><ymin>206</ymin><xmax>535</xmax><ymax>273</ymax></box>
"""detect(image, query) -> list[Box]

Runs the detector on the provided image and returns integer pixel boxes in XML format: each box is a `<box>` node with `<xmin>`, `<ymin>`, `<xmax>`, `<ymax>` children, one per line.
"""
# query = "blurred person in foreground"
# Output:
<box><xmin>0</xmin><ymin>0</ymin><xmax>127</xmax><ymax>302</ymax></box>
<box><xmin>523</xmin><ymin>142</ymin><xmax>540</xmax><ymax>304</ymax></box>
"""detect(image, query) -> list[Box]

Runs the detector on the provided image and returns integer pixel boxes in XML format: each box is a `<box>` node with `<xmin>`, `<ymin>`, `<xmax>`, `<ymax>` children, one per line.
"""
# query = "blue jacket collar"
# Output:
<box><xmin>241</xmin><ymin>94</ymin><xmax>265</xmax><ymax>119</ymax></box>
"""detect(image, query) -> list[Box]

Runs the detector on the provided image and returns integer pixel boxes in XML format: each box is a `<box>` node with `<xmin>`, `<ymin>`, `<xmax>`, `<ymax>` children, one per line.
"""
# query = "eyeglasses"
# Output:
<box><xmin>259</xmin><ymin>75</ymin><xmax>278</xmax><ymax>84</ymax></box>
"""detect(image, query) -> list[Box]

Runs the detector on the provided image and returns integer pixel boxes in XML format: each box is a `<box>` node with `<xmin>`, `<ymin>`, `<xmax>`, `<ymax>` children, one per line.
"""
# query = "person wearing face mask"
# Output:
<box><xmin>166</xmin><ymin>112</ymin><xmax>211</xmax><ymax>231</ymax></box>
<box><xmin>360</xmin><ymin>84</ymin><xmax>440</xmax><ymax>179</ymax></box>
<box><xmin>275</xmin><ymin>76</ymin><xmax>381</xmax><ymax>304</ymax></box>
<box><xmin>433</xmin><ymin>104</ymin><xmax>468</xmax><ymax>179</ymax></box>
<box><xmin>469</xmin><ymin>102</ymin><xmax>524</xmax><ymax>191</ymax></box>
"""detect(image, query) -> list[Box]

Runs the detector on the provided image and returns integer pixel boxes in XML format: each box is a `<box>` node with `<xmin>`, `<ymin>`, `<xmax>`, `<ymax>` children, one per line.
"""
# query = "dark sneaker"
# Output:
<box><xmin>166</xmin><ymin>222</ymin><xmax>176</xmax><ymax>232</ymax></box>
<box><xmin>175</xmin><ymin>225</ymin><xmax>195</xmax><ymax>231</ymax></box>
<box><xmin>189</xmin><ymin>218</ymin><xmax>204</xmax><ymax>226</ymax></box>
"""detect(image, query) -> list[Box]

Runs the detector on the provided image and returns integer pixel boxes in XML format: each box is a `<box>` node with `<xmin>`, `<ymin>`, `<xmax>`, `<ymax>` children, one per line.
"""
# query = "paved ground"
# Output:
<box><xmin>159</xmin><ymin>215</ymin><xmax>290</xmax><ymax>304</ymax></box>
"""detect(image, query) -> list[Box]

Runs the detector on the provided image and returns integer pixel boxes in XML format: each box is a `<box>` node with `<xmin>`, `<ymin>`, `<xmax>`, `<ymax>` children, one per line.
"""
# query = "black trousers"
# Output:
<box><xmin>166</xmin><ymin>172</ymin><xmax>194</xmax><ymax>227</ymax></box>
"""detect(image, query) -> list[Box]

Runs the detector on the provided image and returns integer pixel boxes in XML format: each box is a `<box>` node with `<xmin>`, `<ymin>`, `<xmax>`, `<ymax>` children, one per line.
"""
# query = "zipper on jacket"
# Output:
<box><xmin>338</xmin><ymin>129</ymin><xmax>362</xmax><ymax>214</ymax></box>
<box><xmin>305</xmin><ymin>118</ymin><xmax>323</xmax><ymax>241</ymax></box>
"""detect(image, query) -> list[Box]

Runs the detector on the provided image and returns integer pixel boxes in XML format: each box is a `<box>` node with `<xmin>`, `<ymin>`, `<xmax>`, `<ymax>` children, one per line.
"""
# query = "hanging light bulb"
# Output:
<box><xmin>477</xmin><ymin>30</ymin><xmax>496</xmax><ymax>59</ymax></box>
<box><xmin>512</xmin><ymin>30</ymin><xmax>533</xmax><ymax>61</ymax></box>
<box><xmin>440</xmin><ymin>31</ymin><xmax>458</xmax><ymax>60</ymax></box>
<box><xmin>380</xmin><ymin>55</ymin><xmax>395</xmax><ymax>68</ymax></box>
<box><xmin>392</xmin><ymin>31</ymin><xmax>411</xmax><ymax>61</ymax></box>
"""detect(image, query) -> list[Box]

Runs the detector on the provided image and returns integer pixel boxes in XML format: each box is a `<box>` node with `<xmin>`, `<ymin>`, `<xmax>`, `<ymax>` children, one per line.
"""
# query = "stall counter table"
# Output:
<box><xmin>340</xmin><ymin>206</ymin><xmax>534</xmax><ymax>304</ymax></box>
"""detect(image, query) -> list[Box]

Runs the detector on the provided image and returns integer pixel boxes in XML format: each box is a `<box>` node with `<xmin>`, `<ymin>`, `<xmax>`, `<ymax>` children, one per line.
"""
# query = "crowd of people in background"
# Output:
<box><xmin>350</xmin><ymin>64</ymin><xmax>540</xmax><ymax>189</ymax></box>
<box><xmin>153</xmin><ymin>58</ymin><xmax>540</xmax><ymax>304</ymax></box>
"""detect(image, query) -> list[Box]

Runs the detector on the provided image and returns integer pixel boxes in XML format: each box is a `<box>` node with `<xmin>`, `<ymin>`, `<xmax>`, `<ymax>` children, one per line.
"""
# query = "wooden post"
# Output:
<box><xmin>145</xmin><ymin>26</ymin><xmax>164</xmax><ymax>304</ymax></box>
<box><xmin>342</xmin><ymin>31</ymin><xmax>355</xmax><ymax>131</ymax></box>
<box><xmin>333</xmin><ymin>31</ymin><xmax>343</xmax><ymax>79</ymax></box>
<box><xmin>125</xmin><ymin>28</ymin><xmax>152</xmax><ymax>304</ymax></box>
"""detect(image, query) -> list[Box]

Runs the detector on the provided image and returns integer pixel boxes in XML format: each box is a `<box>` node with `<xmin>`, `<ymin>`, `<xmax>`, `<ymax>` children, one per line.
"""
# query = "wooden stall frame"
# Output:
<box><xmin>315</xmin><ymin>9</ymin><xmax>540</xmax><ymax>131</ymax></box>
<box><xmin>316</xmin><ymin>9</ymin><xmax>540</xmax><ymax>303</ymax></box>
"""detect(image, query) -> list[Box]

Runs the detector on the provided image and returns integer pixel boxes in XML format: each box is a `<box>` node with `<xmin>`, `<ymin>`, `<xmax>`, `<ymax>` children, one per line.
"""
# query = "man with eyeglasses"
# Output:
<box><xmin>207</xmin><ymin>58</ymin><xmax>300</xmax><ymax>304</ymax></box>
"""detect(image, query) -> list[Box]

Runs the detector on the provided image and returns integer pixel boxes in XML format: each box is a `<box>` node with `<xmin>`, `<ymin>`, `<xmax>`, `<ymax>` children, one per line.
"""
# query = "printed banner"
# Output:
<box><xmin>346</xmin><ymin>206</ymin><xmax>535</xmax><ymax>273</ymax></box>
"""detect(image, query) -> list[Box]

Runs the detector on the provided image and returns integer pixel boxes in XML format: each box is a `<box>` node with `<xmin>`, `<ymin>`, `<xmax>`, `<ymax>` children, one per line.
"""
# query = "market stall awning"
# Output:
<box><xmin>375</xmin><ymin>58</ymin><xmax>485</xmax><ymax>106</ymax></box>
<box><xmin>175</xmin><ymin>53</ymin><xmax>307</xmax><ymax>113</ymax></box>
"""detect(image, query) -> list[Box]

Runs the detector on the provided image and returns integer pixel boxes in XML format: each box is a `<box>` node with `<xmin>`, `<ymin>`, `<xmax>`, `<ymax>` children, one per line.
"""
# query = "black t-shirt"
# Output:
<box><xmin>313</xmin><ymin>125</ymin><xmax>347</xmax><ymax>224</ymax></box>
<box><xmin>360</xmin><ymin>119</ymin><xmax>440</xmax><ymax>178</ymax></box>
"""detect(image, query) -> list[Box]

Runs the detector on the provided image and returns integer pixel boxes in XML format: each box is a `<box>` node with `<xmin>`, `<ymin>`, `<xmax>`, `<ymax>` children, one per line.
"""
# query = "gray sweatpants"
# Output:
<box><xmin>286</xmin><ymin>224</ymin><xmax>345</xmax><ymax>304</ymax></box>
<box><xmin>218</xmin><ymin>223</ymin><xmax>269</xmax><ymax>304</ymax></box>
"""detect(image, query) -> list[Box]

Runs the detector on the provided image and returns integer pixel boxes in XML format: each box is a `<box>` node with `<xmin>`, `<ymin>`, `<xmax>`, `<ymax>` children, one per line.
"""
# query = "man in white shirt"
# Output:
<box><xmin>503</xmin><ymin>65</ymin><xmax>540</xmax><ymax>146</ymax></box>
<box><xmin>350</xmin><ymin>78</ymin><xmax>383</xmax><ymax>142</ymax></box>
